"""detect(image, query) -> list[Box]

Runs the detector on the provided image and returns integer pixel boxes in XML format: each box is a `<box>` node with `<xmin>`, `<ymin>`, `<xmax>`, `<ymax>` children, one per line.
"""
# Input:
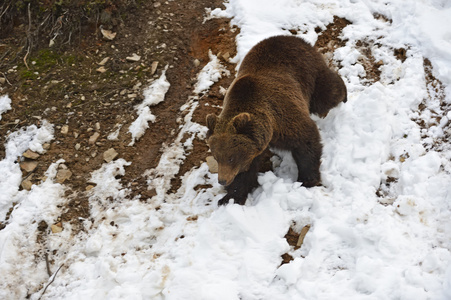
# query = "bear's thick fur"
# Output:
<box><xmin>206</xmin><ymin>35</ymin><xmax>347</xmax><ymax>206</ymax></box>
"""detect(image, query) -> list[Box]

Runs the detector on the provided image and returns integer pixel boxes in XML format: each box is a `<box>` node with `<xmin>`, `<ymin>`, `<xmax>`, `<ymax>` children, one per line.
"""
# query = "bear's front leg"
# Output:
<box><xmin>217</xmin><ymin>154</ymin><xmax>262</xmax><ymax>206</ymax></box>
<box><xmin>291</xmin><ymin>123</ymin><xmax>323</xmax><ymax>187</ymax></box>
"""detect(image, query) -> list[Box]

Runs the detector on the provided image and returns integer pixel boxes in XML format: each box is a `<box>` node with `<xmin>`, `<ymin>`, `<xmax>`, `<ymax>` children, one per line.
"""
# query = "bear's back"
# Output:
<box><xmin>238</xmin><ymin>36</ymin><xmax>326</xmax><ymax>96</ymax></box>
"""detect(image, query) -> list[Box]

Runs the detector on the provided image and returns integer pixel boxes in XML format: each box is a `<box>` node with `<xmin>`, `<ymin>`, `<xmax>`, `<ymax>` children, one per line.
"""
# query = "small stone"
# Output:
<box><xmin>59</xmin><ymin>164</ymin><xmax>68</xmax><ymax>170</ymax></box>
<box><xmin>23</xmin><ymin>150</ymin><xmax>40</xmax><ymax>160</ymax></box>
<box><xmin>154</xmin><ymin>2</ymin><xmax>161</xmax><ymax>7</ymax></box>
<box><xmin>193</xmin><ymin>59</ymin><xmax>200</xmax><ymax>67</ymax></box>
<box><xmin>86</xmin><ymin>185</ymin><xmax>95</xmax><ymax>191</ymax></box>
<box><xmin>103</xmin><ymin>148</ymin><xmax>118</xmax><ymax>163</ymax></box>
<box><xmin>0</xmin><ymin>78</ymin><xmax>5</xmax><ymax>85</ymax></box>
<box><xmin>222</xmin><ymin>52</ymin><xmax>230</xmax><ymax>60</ymax></box>
<box><xmin>43</xmin><ymin>143</ymin><xmax>51</xmax><ymax>150</ymax></box>
<box><xmin>95</xmin><ymin>122</ymin><xmax>101</xmax><ymax>131</ymax></box>
<box><xmin>100</xmin><ymin>27</ymin><xmax>117</xmax><ymax>40</ymax></box>
<box><xmin>206</xmin><ymin>156</ymin><xmax>218</xmax><ymax>173</ymax></box>
<box><xmin>89</xmin><ymin>132</ymin><xmax>100</xmax><ymax>145</ymax></box>
<box><xmin>151</xmin><ymin>61</ymin><xmax>159</xmax><ymax>75</ymax></box>
<box><xmin>21</xmin><ymin>176</ymin><xmax>33</xmax><ymax>191</ymax></box>
<box><xmin>61</xmin><ymin>125</ymin><xmax>69</xmax><ymax>135</ymax></box>
<box><xmin>51</xmin><ymin>223</ymin><xmax>63</xmax><ymax>233</ymax></box>
<box><xmin>128</xmin><ymin>93</ymin><xmax>137</xmax><ymax>99</ymax></box>
<box><xmin>132</xmin><ymin>82</ymin><xmax>142</xmax><ymax>91</ymax></box>
<box><xmin>97</xmin><ymin>66</ymin><xmax>107</xmax><ymax>73</ymax></box>
<box><xmin>20</xmin><ymin>161</ymin><xmax>38</xmax><ymax>173</ymax></box>
<box><xmin>98</xmin><ymin>57</ymin><xmax>110</xmax><ymax>65</ymax></box>
<box><xmin>56</xmin><ymin>169</ymin><xmax>72</xmax><ymax>184</ymax></box>
<box><xmin>120</xmin><ymin>89</ymin><xmax>128</xmax><ymax>95</ymax></box>
<box><xmin>126</xmin><ymin>53</ymin><xmax>141</xmax><ymax>62</ymax></box>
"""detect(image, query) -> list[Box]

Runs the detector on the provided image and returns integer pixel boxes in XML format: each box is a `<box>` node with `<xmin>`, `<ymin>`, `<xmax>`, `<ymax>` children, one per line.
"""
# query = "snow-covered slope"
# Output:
<box><xmin>1</xmin><ymin>0</ymin><xmax>450</xmax><ymax>299</ymax></box>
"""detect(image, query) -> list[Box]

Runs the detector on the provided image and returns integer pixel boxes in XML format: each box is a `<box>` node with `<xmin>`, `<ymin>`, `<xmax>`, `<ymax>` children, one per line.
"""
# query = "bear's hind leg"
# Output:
<box><xmin>310</xmin><ymin>69</ymin><xmax>347</xmax><ymax>117</ymax></box>
<box><xmin>218</xmin><ymin>153</ymin><xmax>262</xmax><ymax>206</ymax></box>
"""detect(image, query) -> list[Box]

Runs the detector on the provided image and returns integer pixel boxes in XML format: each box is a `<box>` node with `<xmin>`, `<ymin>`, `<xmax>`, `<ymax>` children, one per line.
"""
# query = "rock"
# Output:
<box><xmin>206</xmin><ymin>156</ymin><xmax>218</xmax><ymax>173</ymax></box>
<box><xmin>103</xmin><ymin>148</ymin><xmax>118</xmax><ymax>163</ymax></box>
<box><xmin>95</xmin><ymin>122</ymin><xmax>101</xmax><ymax>131</ymax></box>
<box><xmin>75</xmin><ymin>143</ymin><xmax>81</xmax><ymax>150</ymax></box>
<box><xmin>100</xmin><ymin>27</ymin><xmax>117</xmax><ymax>40</ymax></box>
<box><xmin>20</xmin><ymin>161</ymin><xmax>38</xmax><ymax>173</ymax></box>
<box><xmin>296</xmin><ymin>225</ymin><xmax>311</xmax><ymax>249</ymax></box>
<box><xmin>193</xmin><ymin>59</ymin><xmax>200</xmax><ymax>67</ymax></box>
<box><xmin>151</xmin><ymin>61</ymin><xmax>159</xmax><ymax>75</ymax></box>
<box><xmin>21</xmin><ymin>176</ymin><xmax>33</xmax><ymax>191</ymax></box>
<box><xmin>128</xmin><ymin>93</ymin><xmax>137</xmax><ymax>99</ymax></box>
<box><xmin>222</xmin><ymin>52</ymin><xmax>230</xmax><ymax>60</ymax></box>
<box><xmin>0</xmin><ymin>77</ymin><xmax>5</xmax><ymax>85</ymax></box>
<box><xmin>56</xmin><ymin>169</ymin><xmax>72</xmax><ymax>184</ymax></box>
<box><xmin>89</xmin><ymin>132</ymin><xmax>100</xmax><ymax>145</ymax></box>
<box><xmin>96</xmin><ymin>66</ymin><xmax>107</xmax><ymax>73</ymax></box>
<box><xmin>61</xmin><ymin>125</ymin><xmax>69</xmax><ymax>135</ymax></box>
<box><xmin>23</xmin><ymin>150</ymin><xmax>40</xmax><ymax>160</ymax></box>
<box><xmin>154</xmin><ymin>2</ymin><xmax>161</xmax><ymax>8</ymax></box>
<box><xmin>86</xmin><ymin>185</ymin><xmax>95</xmax><ymax>191</ymax></box>
<box><xmin>98</xmin><ymin>57</ymin><xmax>110</xmax><ymax>65</ymax></box>
<box><xmin>51</xmin><ymin>223</ymin><xmax>63</xmax><ymax>233</ymax></box>
<box><xmin>43</xmin><ymin>143</ymin><xmax>51</xmax><ymax>150</ymax></box>
<box><xmin>132</xmin><ymin>82</ymin><xmax>142</xmax><ymax>91</ymax></box>
<box><xmin>126</xmin><ymin>53</ymin><xmax>141</xmax><ymax>62</ymax></box>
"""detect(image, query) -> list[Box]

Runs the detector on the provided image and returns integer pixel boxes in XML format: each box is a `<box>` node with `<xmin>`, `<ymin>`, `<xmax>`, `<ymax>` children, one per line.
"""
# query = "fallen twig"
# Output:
<box><xmin>1</xmin><ymin>72</ymin><xmax>12</xmax><ymax>85</ymax></box>
<box><xmin>23</xmin><ymin>3</ymin><xmax>32</xmax><ymax>70</ymax></box>
<box><xmin>44</xmin><ymin>253</ymin><xmax>52</xmax><ymax>277</ymax></box>
<box><xmin>38</xmin><ymin>263</ymin><xmax>64</xmax><ymax>300</ymax></box>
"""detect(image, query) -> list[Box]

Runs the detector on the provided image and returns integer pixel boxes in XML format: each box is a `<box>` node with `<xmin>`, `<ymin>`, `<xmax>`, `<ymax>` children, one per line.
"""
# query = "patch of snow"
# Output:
<box><xmin>128</xmin><ymin>66</ymin><xmax>170</xmax><ymax>146</ymax></box>
<box><xmin>193</xmin><ymin>51</ymin><xmax>230</xmax><ymax>94</ymax></box>
<box><xmin>0</xmin><ymin>121</ymin><xmax>54</xmax><ymax>219</ymax></box>
<box><xmin>0</xmin><ymin>95</ymin><xmax>12</xmax><ymax>120</ymax></box>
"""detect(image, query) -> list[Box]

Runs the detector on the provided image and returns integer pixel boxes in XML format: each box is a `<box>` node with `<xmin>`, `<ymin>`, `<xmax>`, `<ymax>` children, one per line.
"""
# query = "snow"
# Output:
<box><xmin>1</xmin><ymin>0</ymin><xmax>451</xmax><ymax>299</ymax></box>
<box><xmin>128</xmin><ymin>66</ymin><xmax>170</xmax><ymax>146</ymax></box>
<box><xmin>0</xmin><ymin>94</ymin><xmax>12</xmax><ymax>120</ymax></box>
<box><xmin>194</xmin><ymin>51</ymin><xmax>230</xmax><ymax>94</ymax></box>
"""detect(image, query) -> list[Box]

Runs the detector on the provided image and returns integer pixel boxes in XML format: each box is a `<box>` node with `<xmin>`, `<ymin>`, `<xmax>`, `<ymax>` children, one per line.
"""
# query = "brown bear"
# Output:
<box><xmin>206</xmin><ymin>35</ymin><xmax>347</xmax><ymax>206</ymax></box>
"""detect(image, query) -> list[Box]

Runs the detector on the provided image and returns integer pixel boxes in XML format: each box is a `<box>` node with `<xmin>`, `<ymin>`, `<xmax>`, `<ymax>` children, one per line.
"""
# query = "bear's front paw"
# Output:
<box><xmin>301</xmin><ymin>178</ymin><xmax>321</xmax><ymax>188</ymax></box>
<box><xmin>298</xmin><ymin>174</ymin><xmax>321</xmax><ymax>188</ymax></box>
<box><xmin>218</xmin><ymin>195</ymin><xmax>232</xmax><ymax>206</ymax></box>
<box><xmin>218</xmin><ymin>194</ymin><xmax>247</xmax><ymax>206</ymax></box>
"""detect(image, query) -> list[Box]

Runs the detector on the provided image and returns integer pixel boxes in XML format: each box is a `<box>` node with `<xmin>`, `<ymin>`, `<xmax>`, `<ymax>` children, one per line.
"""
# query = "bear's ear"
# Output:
<box><xmin>232</xmin><ymin>113</ymin><xmax>252</xmax><ymax>134</ymax></box>
<box><xmin>206</xmin><ymin>114</ymin><xmax>218</xmax><ymax>137</ymax></box>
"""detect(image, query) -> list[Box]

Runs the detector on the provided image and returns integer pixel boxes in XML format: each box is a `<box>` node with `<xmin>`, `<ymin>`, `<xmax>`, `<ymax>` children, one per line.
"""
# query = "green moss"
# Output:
<box><xmin>20</xmin><ymin>70</ymin><xmax>39</xmax><ymax>80</ymax></box>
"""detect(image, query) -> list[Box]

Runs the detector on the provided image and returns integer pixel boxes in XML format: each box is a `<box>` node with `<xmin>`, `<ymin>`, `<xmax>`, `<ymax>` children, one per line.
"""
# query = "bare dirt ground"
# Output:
<box><xmin>1</xmin><ymin>1</ymin><xmax>447</xmax><ymax>263</ymax></box>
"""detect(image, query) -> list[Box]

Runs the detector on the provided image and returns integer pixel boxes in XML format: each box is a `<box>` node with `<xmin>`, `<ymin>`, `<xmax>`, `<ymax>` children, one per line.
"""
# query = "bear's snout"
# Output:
<box><xmin>218</xmin><ymin>179</ymin><xmax>228</xmax><ymax>186</ymax></box>
<box><xmin>217</xmin><ymin>164</ymin><xmax>237</xmax><ymax>186</ymax></box>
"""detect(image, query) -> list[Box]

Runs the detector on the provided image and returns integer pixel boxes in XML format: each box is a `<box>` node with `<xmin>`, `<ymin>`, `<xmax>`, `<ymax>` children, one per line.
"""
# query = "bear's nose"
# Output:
<box><xmin>218</xmin><ymin>179</ymin><xmax>227</xmax><ymax>186</ymax></box>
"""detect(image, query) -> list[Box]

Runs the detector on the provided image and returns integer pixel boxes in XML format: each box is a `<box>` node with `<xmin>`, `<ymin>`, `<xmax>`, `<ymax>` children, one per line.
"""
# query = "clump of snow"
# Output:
<box><xmin>128</xmin><ymin>66</ymin><xmax>170</xmax><ymax>146</ymax></box>
<box><xmin>107</xmin><ymin>124</ymin><xmax>122</xmax><ymax>141</ymax></box>
<box><xmin>0</xmin><ymin>121</ymin><xmax>54</xmax><ymax>219</ymax></box>
<box><xmin>194</xmin><ymin>50</ymin><xmax>230</xmax><ymax>94</ymax></box>
<box><xmin>0</xmin><ymin>95</ymin><xmax>12</xmax><ymax>120</ymax></box>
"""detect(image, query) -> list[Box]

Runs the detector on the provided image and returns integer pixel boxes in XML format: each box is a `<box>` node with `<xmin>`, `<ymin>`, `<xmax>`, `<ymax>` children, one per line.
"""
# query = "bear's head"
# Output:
<box><xmin>206</xmin><ymin>112</ymin><xmax>264</xmax><ymax>186</ymax></box>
